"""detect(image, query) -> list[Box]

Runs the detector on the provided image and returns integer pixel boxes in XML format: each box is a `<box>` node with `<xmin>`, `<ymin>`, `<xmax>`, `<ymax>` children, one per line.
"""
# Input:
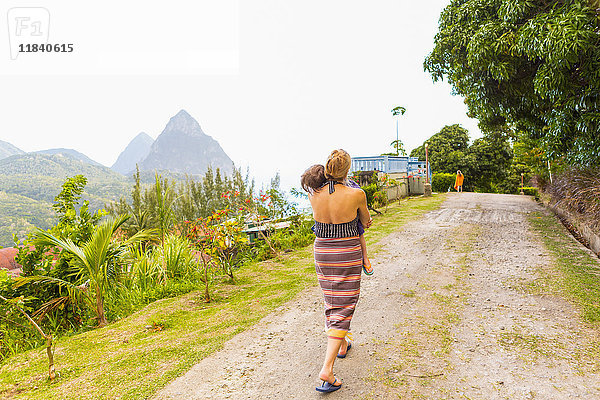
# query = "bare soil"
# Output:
<box><xmin>154</xmin><ymin>193</ymin><xmax>600</xmax><ymax>399</ymax></box>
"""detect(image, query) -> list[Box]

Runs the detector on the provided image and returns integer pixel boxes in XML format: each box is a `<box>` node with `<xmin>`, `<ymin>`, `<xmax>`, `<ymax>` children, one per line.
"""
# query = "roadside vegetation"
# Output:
<box><xmin>0</xmin><ymin>167</ymin><xmax>309</xmax><ymax>364</ymax></box>
<box><xmin>0</xmin><ymin>186</ymin><xmax>445</xmax><ymax>400</ymax></box>
<box><xmin>421</xmin><ymin>0</ymin><xmax>600</xmax><ymax>231</ymax></box>
<box><xmin>529</xmin><ymin>211</ymin><xmax>600</xmax><ymax>323</ymax></box>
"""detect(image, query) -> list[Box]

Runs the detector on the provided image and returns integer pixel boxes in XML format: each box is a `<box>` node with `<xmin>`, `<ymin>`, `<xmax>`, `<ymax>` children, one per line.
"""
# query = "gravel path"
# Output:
<box><xmin>154</xmin><ymin>193</ymin><xmax>600</xmax><ymax>399</ymax></box>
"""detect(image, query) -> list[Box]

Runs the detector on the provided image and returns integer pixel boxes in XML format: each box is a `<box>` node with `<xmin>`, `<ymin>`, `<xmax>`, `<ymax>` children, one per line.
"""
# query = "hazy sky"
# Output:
<box><xmin>0</xmin><ymin>0</ymin><xmax>481</xmax><ymax>191</ymax></box>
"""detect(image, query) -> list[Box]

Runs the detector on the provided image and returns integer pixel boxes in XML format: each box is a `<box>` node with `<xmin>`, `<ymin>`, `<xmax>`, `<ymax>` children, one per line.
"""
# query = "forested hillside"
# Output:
<box><xmin>0</xmin><ymin>153</ymin><xmax>130</xmax><ymax>246</ymax></box>
<box><xmin>0</xmin><ymin>192</ymin><xmax>54</xmax><ymax>246</ymax></box>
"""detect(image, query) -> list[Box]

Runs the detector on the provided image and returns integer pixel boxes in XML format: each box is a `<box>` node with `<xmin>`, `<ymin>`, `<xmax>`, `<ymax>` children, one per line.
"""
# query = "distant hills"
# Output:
<box><xmin>0</xmin><ymin>153</ymin><xmax>130</xmax><ymax>205</ymax></box>
<box><xmin>0</xmin><ymin>152</ymin><xmax>130</xmax><ymax>247</ymax></box>
<box><xmin>0</xmin><ymin>140</ymin><xmax>24</xmax><ymax>160</ymax></box>
<box><xmin>0</xmin><ymin>109</ymin><xmax>234</xmax><ymax>247</ymax></box>
<box><xmin>111</xmin><ymin>132</ymin><xmax>153</xmax><ymax>175</ymax></box>
<box><xmin>36</xmin><ymin>148</ymin><xmax>103</xmax><ymax>167</ymax></box>
<box><xmin>0</xmin><ymin>191</ymin><xmax>55</xmax><ymax>247</ymax></box>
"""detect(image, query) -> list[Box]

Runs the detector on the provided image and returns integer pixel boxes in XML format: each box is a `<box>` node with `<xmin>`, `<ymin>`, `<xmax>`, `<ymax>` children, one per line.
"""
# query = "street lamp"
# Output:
<box><xmin>520</xmin><ymin>173</ymin><xmax>524</xmax><ymax>195</ymax></box>
<box><xmin>423</xmin><ymin>142</ymin><xmax>432</xmax><ymax>197</ymax></box>
<box><xmin>425</xmin><ymin>143</ymin><xmax>429</xmax><ymax>184</ymax></box>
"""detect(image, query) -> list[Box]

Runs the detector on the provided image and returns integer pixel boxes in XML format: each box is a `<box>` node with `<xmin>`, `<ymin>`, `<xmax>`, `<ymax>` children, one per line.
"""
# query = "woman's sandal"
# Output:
<box><xmin>337</xmin><ymin>337</ymin><xmax>352</xmax><ymax>358</ymax></box>
<box><xmin>363</xmin><ymin>259</ymin><xmax>374</xmax><ymax>275</ymax></box>
<box><xmin>315</xmin><ymin>378</ymin><xmax>342</xmax><ymax>393</ymax></box>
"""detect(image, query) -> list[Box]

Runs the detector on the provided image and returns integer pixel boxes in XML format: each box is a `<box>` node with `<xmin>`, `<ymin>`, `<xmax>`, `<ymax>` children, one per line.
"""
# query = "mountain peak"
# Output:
<box><xmin>174</xmin><ymin>109</ymin><xmax>192</xmax><ymax>119</ymax></box>
<box><xmin>139</xmin><ymin>110</ymin><xmax>232</xmax><ymax>176</ymax></box>
<box><xmin>111</xmin><ymin>132</ymin><xmax>154</xmax><ymax>175</ymax></box>
<box><xmin>134</xmin><ymin>132</ymin><xmax>153</xmax><ymax>141</ymax></box>
<box><xmin>164</xmin><ymin>109</ymin><xmax>204</xmax><ymax>137</ymax></box>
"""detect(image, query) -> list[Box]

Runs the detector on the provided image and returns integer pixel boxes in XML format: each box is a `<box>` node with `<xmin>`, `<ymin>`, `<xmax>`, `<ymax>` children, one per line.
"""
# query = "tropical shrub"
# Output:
<box><xmin>21</xmin><ymin>214</ymin><xmax>155</xmax><ymax>327</ymax></box>
<box><xmin>154</xmin><ymin>234</ymin><xmax>196</xmax><ymax>280</ymax></box>
<box><xmin>432</xmin><ymin>173</ymin><xmax>456</xmax><ymax>193</ymax></box>
<box><xmin>251</xmin><ymin>217</ymin><xmax>313</xmax><ymax>261</ymax></box>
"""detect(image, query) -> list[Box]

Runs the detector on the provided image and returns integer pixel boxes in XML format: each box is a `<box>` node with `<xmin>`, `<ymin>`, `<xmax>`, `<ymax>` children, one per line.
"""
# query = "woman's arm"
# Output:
<box><xmin>356</xmin><ymin>189</ymin><xmax>372</xmax><ymax>229</ymax></box>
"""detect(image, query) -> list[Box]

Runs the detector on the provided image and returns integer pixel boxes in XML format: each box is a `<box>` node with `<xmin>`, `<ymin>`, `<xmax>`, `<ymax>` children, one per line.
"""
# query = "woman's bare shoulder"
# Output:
<box><xmin>346</xmin><ymin>185</ymin><xmax>365</xmax><ymax>196</ymax></box>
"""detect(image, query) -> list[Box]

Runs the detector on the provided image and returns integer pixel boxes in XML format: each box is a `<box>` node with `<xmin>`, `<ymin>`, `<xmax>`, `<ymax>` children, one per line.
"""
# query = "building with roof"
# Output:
<box><xmin>0</xmin><ymin>248</ymin><xmax>22</xmax><ymax>277</ymax></box>
<box><xmin>350</xmin><ymin>155</ymin><xmax>431</xmax><ymax>197</ymax></box>
<box><xmin>350</xmin><ymin>155</ymin><xmax>431</xmax><ymax>180</ymax></box>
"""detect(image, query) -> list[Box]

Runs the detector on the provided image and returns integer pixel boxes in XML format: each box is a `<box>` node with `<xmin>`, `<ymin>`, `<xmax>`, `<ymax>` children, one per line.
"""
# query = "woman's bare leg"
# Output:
<box><xmin>318</xmin><ymin>338</ymin><xmax>344</xmax><ymax>385</ymax></box>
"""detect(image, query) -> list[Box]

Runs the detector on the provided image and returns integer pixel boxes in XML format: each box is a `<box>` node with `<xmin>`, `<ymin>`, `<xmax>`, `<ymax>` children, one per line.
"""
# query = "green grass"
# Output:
<box><xmin>0</xmin><ymin>194</ymin><xmax>446</xmax><ymax>400</ymax></box>
<box><xmin>529</xmin><ymin>211</ymin><xmax>600</xmax><ymax>323</ymax></box>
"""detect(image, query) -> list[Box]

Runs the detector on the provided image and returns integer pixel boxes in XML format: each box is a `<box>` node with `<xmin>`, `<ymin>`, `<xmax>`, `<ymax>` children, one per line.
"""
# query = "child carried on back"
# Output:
<box><xmin>301</xmin><ymin>164</ymin><xmax>373</xmax><ymax>275</ymax></box>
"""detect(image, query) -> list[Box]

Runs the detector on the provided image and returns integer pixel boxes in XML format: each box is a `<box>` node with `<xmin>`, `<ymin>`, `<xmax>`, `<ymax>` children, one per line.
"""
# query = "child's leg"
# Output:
<box><xmin>359</xmin><ymin>234</ymin><xmax>373</xmax><ymax>273</ymax></box>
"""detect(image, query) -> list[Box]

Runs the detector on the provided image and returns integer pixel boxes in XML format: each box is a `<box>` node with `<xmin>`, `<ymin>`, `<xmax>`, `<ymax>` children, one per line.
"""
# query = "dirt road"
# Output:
<box><xmin>154</xmin><ymin>193</ymin><xmax>600</xmax><ymax>399</ymax></box>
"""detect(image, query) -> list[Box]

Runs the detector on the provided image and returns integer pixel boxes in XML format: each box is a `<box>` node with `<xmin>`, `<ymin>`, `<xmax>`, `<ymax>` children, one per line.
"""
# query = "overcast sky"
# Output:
<box><xmin>0</xmin><ymin>0</ymin><xmax>481</xmax><ymax>192</ymax></box>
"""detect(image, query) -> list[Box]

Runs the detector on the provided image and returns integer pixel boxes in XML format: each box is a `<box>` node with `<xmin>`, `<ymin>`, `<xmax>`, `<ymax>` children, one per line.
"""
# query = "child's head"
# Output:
<box><xmin>301</xmin><ymin>164</ymin><xmax>326</xmax><ymax>193</ymax></box>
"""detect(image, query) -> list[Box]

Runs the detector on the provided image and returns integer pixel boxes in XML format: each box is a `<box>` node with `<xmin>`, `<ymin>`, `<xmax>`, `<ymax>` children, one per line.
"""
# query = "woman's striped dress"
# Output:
<box><xmin>314</xmin><ymin>216</ymin><xmax>363</xmax><ymax>340</ymax></box>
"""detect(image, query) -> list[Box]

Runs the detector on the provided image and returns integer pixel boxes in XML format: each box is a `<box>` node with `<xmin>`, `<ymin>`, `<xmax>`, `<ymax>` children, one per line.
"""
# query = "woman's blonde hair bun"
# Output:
<box><xmin>325</xmin><ymin>149</ymin><xmax>351</xmax><ymax>181</ymax></box>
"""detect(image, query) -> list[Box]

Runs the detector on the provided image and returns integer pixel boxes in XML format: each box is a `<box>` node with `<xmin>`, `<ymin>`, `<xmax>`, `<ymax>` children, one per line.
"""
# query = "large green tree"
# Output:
<box><xmin>410</xmin><ymin>124</ymin><xmax>470</xmax><ymax>174</ymax></box>
<box><xmin>467</xmin><ymin>132</ymin><xmax>514</xmax><ymax>192</ymax></box>
<box><xmin>425</xmin><ymin>0</ymin><xmax>600</xmax><ymax>165</ymax></box>
<box><xmin>412</xmin><ymin>124</ymin><xmax>514</xmax><ymax>192</ymax></box>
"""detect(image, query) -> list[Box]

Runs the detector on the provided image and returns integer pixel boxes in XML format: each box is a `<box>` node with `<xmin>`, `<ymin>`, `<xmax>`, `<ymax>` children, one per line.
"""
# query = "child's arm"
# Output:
<box><xmin>346</xmin><ymin>179</ymin><xmax>361</xmax><ymax>189</ymax></box>
<box><xmin>356</xmin><ymin>190</ymin><xmax>371</xmax><ymax>229</ymax></box>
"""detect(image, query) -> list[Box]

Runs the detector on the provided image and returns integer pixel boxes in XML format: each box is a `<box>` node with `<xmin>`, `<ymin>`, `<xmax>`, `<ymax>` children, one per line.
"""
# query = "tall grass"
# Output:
<box><xmin>547</xmin><ymin>167</ymin><xmax>600</xmax><ymax>229</ymax></box>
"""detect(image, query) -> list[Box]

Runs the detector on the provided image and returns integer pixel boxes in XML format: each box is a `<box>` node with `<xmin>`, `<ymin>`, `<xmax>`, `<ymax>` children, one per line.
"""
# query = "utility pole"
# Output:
<box><xmin>424</xmin><ymin>142</ymin><xmax>432</xmax><ymax>197</ymax></box>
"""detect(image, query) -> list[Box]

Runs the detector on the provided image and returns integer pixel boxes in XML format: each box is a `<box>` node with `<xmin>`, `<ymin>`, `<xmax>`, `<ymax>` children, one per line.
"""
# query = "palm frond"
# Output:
<box><xmin>13</xmin><ymin>275</ymin><xmax>92</xmax><ymax>310</ymax></box>
<box><xmin>123</xmin><ymin>228</ymin><xmax>159</xmax><ymax>247</ymax></box>
<box><xmin>32</xmin><ymin>229</ymin><xmax>87</xmax><ymax>266</ymax></box>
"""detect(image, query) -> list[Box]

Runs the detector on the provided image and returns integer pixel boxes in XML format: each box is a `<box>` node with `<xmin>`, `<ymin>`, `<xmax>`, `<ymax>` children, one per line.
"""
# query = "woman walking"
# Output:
<box><xmin>454</xmin><ymin>170</ymin><xmax>464</xmax><ymax>192</ymax></box>
<box><xmin>302</xmin><ymin>149</ymin><xmax>372</xmax><ymax>393</ymax></box>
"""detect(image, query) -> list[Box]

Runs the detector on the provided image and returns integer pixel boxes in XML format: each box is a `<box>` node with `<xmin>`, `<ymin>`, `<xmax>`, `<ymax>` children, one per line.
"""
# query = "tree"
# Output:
<box><xmin>0</xmin><ymin>290</ymin><xmax>56</xmax><ymax>381</ymax></box>
<box><xmin>425</xmin><ymin>0</ymin><xmax>600</xmax><ymax>165</ymax></box>
<box><xmin>412</xmin><ymin>125</ymin><xmax>515</xmax><ymax>192</ymax></box>
<box><xmin>467</xmin><ymin>132</ymin><xmax>513</xmax><ymax>192</ymax></box>
<box><xmin>391</xmin><ymin>106</ymin><xmax>407</xmax><ymax>156</ymax></box>
<box><xmin>23</xmin><ymin>215</ymin><xmax>155</xmax><ymax>327</ymax></box>
<box><xmin>12</xmin><ymin>175</ymin><xmax>107</xmax><ymax>332</ymax></box>
<box><xmin>152</xmin><ymin>173</ymin><xmax>177</xmax><ymax>247</ymax></box>
<box><xmin>410</xmin><ymin>124</ymin><xmax>470</xmax><ymax>174</ymax></box>
<box><xmin>383</xmin><ymin>140</ymin><xmax>407</xmax><ymax>156</ymax></box>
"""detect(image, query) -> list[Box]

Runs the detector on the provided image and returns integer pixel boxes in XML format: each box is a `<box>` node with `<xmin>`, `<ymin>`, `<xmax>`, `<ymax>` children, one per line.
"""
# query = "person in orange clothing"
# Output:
<box><xmin>454</xmin><ymin>170</ymin><xmax>464</xmax><ymax>192</ymax></box>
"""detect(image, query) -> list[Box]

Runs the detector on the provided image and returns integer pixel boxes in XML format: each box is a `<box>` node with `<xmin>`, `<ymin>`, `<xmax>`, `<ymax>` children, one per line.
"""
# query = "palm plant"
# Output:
<box><xmin>391</xmin><ymin>106</ymin><xmax>407</xmax><ymax>156</ymax></box>
<box><xmin>153</xmin><ymin>173</ymin><xmax>178</xmax><ymax>247</ymax></box>
<box><xmin>17</xmin><ymin>215</ymin><xmax>156</xmax><ymax>327</ymax></box>
<box><xmin>127</xmin><ymin>244</ymin><xmax>162</xmax><ymax>293</ymax></box>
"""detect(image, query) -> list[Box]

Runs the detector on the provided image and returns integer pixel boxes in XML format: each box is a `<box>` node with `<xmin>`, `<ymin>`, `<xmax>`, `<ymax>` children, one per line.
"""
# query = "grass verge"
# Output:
<box><xmin>529</xmin><ymin>211</ymin><xmax>600</xmax><ymax>323</ymax></box>
<box><xmin>0</xmin><ymin>194</ymin><xmax>446</xmax><ymax>400</ymax></box>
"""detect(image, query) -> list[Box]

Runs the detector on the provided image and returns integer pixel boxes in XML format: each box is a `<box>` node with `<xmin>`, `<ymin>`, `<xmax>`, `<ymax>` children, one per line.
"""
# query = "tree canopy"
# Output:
<box><xmin>411</xmin><ymin>124</ymin><xmax>517</xmax><ymax>192</ymax></box>
<box><xmin>425</xmin><ymin>0</ymin><xmax>600</xmax><ymax>165</ymax></box>
<box><xmin>410</xmin><ymin>124</ymin><xmax>470</xmax><ymax>173</ymax></box>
